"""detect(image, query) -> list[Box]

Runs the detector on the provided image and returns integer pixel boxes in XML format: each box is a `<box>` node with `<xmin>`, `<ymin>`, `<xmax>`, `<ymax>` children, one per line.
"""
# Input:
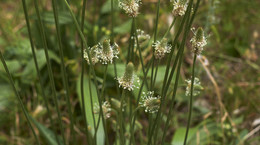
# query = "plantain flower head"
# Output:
<box><xmin>152</xmin><ymin>38</ymin><xmax>172</xmax><ymax>59</ymax></box>
<box><xmin>117</xmin><ymin>62</ymin><xmax>140</xmax><ymax>91</ymax></box>
<box><xmin>171</xmin><ymin>0</ymin><xmax>188</xmax><ymax>17</ymax></box>
<box><xmin>119</xmin><ymin>0</ymin><xmax>142</xmax><ymax>17</ymax></box>
<box><xmin>185</xmin><ymin>77</ymin><xmax>203</xmax><ymax>96</ymax></box>
<box><xmin>99</xmin><ymin>39</ymin><xmax>119</xmax><ymax>64</ymax></box>
<box><xmin>139</xmin><ymin>91</ymin><xmax>161</xmax><ymax>113</ymax></box>
<box><xmin>190</xmin><ymin>27</ymin><xmax>207</xmax><ymax>55</ymax></box>
<box><xmin>94</xmin><ymin>101</ymin><xmax>111</xmax><ymax>119</ymax></box>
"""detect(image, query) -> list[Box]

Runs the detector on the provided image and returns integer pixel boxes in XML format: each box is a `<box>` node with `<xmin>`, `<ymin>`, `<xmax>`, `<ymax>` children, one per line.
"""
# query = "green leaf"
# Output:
<box><xmin>171</xmin><ymin>127</ymin><xmax>198</xmax><ymax>145</ymax></box>
<box><xmin>76</xmin><ymin>76</ymin><xmax>105</xmax><ymax>145</ymax></box>
<box><xmin>21</xmin><ymin>49</ymin><xmax>60</xmax><ymax>84</ymax></box>
<box><xmin>101</xmin><ymin>0</ymin><xmax>120</xmax><ymax>14</ymax></box>
<box><xmin>0</xmin><ymin>60</ymin><xmax>21</xmax><ymax>74</ymax></box>
<box><xmin>114</xmin><ymin>20</ymin><xmax>132</xmax><ymax>34</ymax></box>
<box><xmin>29</xmin><ymin>116</ymin><xmax>63</xmax><ymax>145</ymax></box>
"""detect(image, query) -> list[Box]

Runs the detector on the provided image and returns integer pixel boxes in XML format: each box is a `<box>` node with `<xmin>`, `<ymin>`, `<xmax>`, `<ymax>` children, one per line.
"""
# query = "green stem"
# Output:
<box><xmin>80</xmin><ymin>0</ymin><xmax>93</xmax><ymax>144</ymax></box>
<box><xmin>21</xmin><ymin>0</ymin><xmax>59</xmax><ymax>144</ymax></box>
<box><xmin>33</xmin><ymin>0</ymin><xmax>66</xmax><ymax>143</ymax></box>
<box><xmin>0</xmin><ymin>51</ymin><xmax>40</xmax><ymax>145</ymax></box>
<box><xmin>161</xmin><ymin>1</ymin><xmax>201</xmax><ymax>144</ymax></box>
<box><xmin>119</xmin><ymin>90</ymin><xmax>126</xmax><ymax>144</ymax></box>
<box><xmin>147</xmin><ymin>1</ymin><xmax>194</xmax><ymax>144</ymax></box>
<box><xmin>62</xmin><ymin>1</ymin><xmax>109</xmax><ymax>144</ymax></box>
<box><xmin>129</xmin><ymin>60</ymin><xmax>152</xmax><ymax>145</ymax></box>
<box><xmin>51</xmin><ymin>0</ymin><xmax>75</xmax><ymax>143</ymax></box>
<box><xmin>162</xmin><ymin>17</ymin><xmax>177</xmax><ymax>39</ymax></box>
<box><xmin>183</xmin><ymin>55</ymin><xmax>197</xmax><ymax>145</ymax></box>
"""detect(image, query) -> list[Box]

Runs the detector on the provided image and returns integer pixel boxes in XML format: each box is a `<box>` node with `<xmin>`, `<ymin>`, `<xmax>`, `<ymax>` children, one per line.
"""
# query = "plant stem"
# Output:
<box><xmin>80</xmin><ymin>0</ymin><xmax>93</xmax><ymax>144</ymax></box>
<box><xmin>21</xmin><ymin>0</ymin><xmax>59</xmax><ymax>144</ymax></box>
<box><xmin>129</xmin><ymin>60</ymin><xmax>152</xmax><ymax>145</ymax></box>
<box><xmin>183</xmin><ymin>55</ymin><xmax>197</xmax><ymax>145</ymax></box>
<box><xmin>63</xmin><ymin>1</ymin><xmax>110</xmax><ymax>144</ymax></box>
<box><xmin>0</xmin><ymin>51</ymin><xmax>40</xmax><ymax>145</ymax></box>
<box><xmin>119</xmin><ymin>90</ymin><xmax>126</xmax><ymax>144</ymax></box>
<box><xmin>33</xmin><ymin>0</ymin><xmax>66</xmax><ymax>143</ymax></box>
<box><xmin>51</xmin><ymin>0</ymin><xmax>75</xmax><ymax>143</ymax></box>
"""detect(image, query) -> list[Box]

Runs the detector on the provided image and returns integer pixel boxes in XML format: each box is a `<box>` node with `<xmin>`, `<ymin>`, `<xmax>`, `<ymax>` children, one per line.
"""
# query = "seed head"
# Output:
<box><xmin>136</xmin><ymin>29</ymin><xmax>150</xmax><ymax>44</ymax></box>
<box><xmin>185</xmin><ymin>77</ymin><xmax>203</xmax><ymax>96</ymax></box>
<box><xmin>190</xmin><ymin>27</ymin><xmax>207</xmax><ymax>55</ymax></box>
<box><xmin>152</xmin><ymin>38</ymin><xmax>172</xmax><ymax>59</ymax></box>
<box><xmin>117</xmin><ymin>62</ymin><xmax>140</xmax><ymax>91</ymax></box>
<box><xmin>172</xmin><ymin>0</ymin><xmax>188</xmax><ymax>17</ymax></box>
<box><xmin>139</xmin><ymin>91</ymin><xmax>161</xmax><ymax>113</ymax></box>
<box><xmin>99</xmin><ymin>39</ymin><xmax>119</xmax><ymax>64</ymax></box>
<box><xmin>119</xmin><ymin>0</ymin><xmax>142</xmax><ymax>17</ymax></box>
<box><xmin>84</xmin><ymin>45</ymin><xmax>100</xmax><ymax>65</ymax></box>
<box><xmin>94</xmin><ymin>101</ymin><xmax>111</xmax><ymax>119</ymax></box>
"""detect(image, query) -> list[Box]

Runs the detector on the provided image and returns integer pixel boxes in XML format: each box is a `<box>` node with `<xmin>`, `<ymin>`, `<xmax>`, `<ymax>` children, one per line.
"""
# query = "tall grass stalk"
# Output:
<box><xmin>183</xmin><ymin>55</ymin><xmax>197</xmax><ymax>145</ymax></box>
<box><xmin>62</xmin><ymin>0</ymin><xmax>109</xmax><ymax>144</ymax></box>
<box><xmin>80</xmin><ymin>0</ymin><xmax>93</xmax><ymax>144</ymax></box>
<box><xmin>33</xmin><ymin>0</ymin><xmax>66</xmax><ymax>143</ymax></box>
<box><xmin>51</xmin><ymin>0</ymin><xmax>75</xmax><ymax>142</ymax></box>
<box><xmin>147</xmin><ymin>1</ymin><xmax>194</xmax><ymax>144</ymax></box>
<box><xmin>161</xmin><ymin>1</ymin><xmax>201</xmax><ymax>144</ymax></box>
<box><xmin>129</xmin><ymin>60</ymin><xmax>152</xmax><ymax>145</ymax></box>
<box><xmin>21</xmin><ymin>0</ymin><xmax>59</xmax><ymax>144</ymax></box>
<box><xmin>0</xmin><ymin>51</ymin><xmax>40</xmax><ymax>145</ymax></box>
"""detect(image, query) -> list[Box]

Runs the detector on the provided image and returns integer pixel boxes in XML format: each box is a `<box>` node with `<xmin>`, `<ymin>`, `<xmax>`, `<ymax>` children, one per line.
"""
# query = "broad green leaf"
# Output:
<box><xmin>172</xmin><ymin>127</ymin><xmax>198</xmax><ymax>145</ymax></box>
<box><xmin>29</xmin><ymin>116</ymin><xmax>63</xmax><ymax>145</ymax></box>
<box><xmin>101</xmin><ymin>0</ymin><xmax>120</xmax><ymax>14</ymax></box>
<box><xmin>21</xmin><ymin>49</ymin><xmax>60</xmax><ymax>84</ymax></box>
<box><xmin>77</xmin><ymin>76</ymin><xmax>104</xmax><ymax>145</ymax></box>
<box><xmin>114</xmin><ymin>20</ymin><xmax>132</xmax><ymax>34</ymax></box>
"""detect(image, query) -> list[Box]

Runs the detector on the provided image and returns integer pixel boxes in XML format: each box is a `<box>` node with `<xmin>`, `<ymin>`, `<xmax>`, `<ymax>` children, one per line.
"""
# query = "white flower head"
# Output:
<box><xmin>94</xmin><ymin>101</ymin><xmax>112</xmax><ymax>119</ymax></box>
<box><xmin>117</xmin><ymin>62</ymin><xmax>140</xmax><ymax>91</ymax></box>
<box><xmin>190</xmin><ymin>27</ymin><xmax>207</xmax><ymax>55</ymax></box>
<box><xmin>136</xmin><ymin>29</ymin><xmax>150</xmax><ymax>43</ymax></box>
<box><xmin>139</xmin><ymin>91</ymin><xmax>161</xmax><ymax>113</ymax></box>
<box><xmin>171</xmin><ymin>0</ymin><xmax>188</xmax><ymax>17</ymax></box>
<box><xmin>119</xmin><ymin>0</ymin><xmax>142</xmax><ymax>17</ymax></box>
<box><xmin>152</xmin><ymin>38</ymin><xmax>172</xmax><ymax>59</ymax></box>
<box><xmin>84</xmin><ymin>45</ymin><xmax>101</xmax><ymax>65</ymax></box>
<box><xmin>185</xmin><ymin>77</ymin><xmax>203</xmax><ymax>96</ymax></box>
<box><xmin>99</xmin><ymin>39</ymin><xmax>119</xmax><ymax>64</ymax></box>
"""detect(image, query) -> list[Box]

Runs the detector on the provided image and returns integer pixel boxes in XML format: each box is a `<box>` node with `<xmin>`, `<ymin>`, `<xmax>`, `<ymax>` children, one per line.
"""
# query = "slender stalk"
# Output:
<box><xmin>147</xmin><ymin>1</ymin><xmax>194</xmax><ymax>144</ymax></box>
<box><xmin>80</xmin><ymin>0</ymin><xmax>93</xmax><ymax>144</ymax></box>
<box><xmin>150</xmin><ymin>0</ymin><xmax>161</xmax><ymax>91</ymax></box>
<box><xmin>33</xmin><ymin>0</ymin><xmax>66</xmax><ymax>143</ymax></box>
<box><xmin>110</xmin><ymin>0</ymin><xmax>120</xmax><ymax>98</ymax></box>
<box><xmin>62</xmin><ymin>1</ymin><xmax>109</xmax><ymax>144</ymax></box>
<box><xmin>161</xmin><ymin>1</ymin><xmax>201</xmax><ymax>144</ymax></box>
<box><xmin>162</xmin><ymin>17</ymin><xmax>177</xmax><ymax>39</ymax></box>
<box><xmin>21</xmin><ymin>0</ymin><xmax>59</xmax><ymax>144</ymax></box>
<box><xmin>119</xmin><ymin>90</ymin><xmax>126</xmax><ymax>144</ymax></box>
<box><xmin>0</xmin><ymin>51</ymin><xmax>40</xmax><ymax>145</ymax></box>
<box><xmin>183</xmin><ymin>55</ymin><xmax>197</xmax><ymax>145</ymax></box>
<box><xmin>51</xmin><ymin>0</ymin><xmax>75</xmax><ymax>143</ymax></box>
<box><xmin>129</xmin><ymin>60</ymin><xmax>152</xmax><ymax>145</ymax></box>
<box><xmin>133</xmin><ymin>18</ymin><xmax>147</xmax><ymax>86</ymax></box>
